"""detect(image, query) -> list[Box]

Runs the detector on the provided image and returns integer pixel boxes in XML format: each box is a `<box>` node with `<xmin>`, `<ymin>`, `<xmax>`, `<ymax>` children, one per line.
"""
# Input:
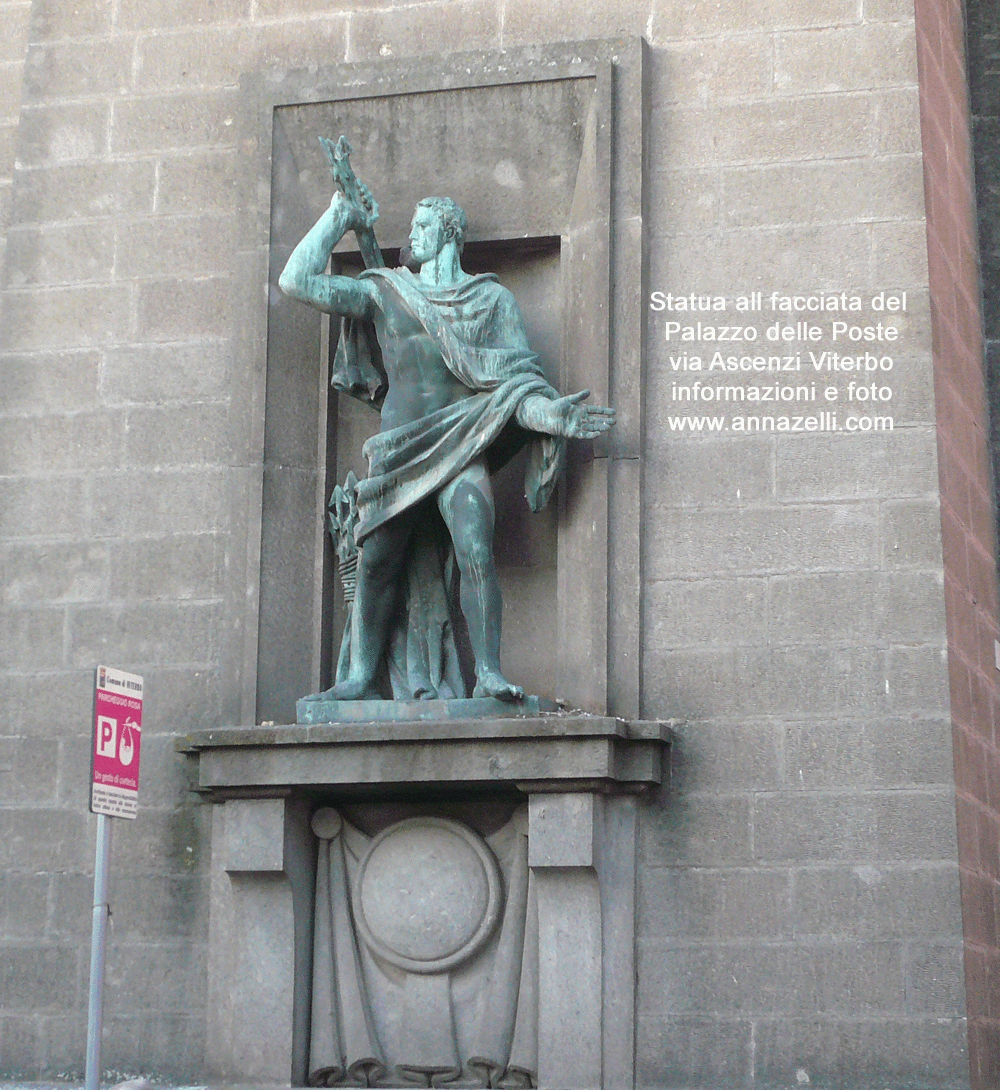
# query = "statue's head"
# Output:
<box><xmin>409</xmin><ymin>197</ymin><xmax>468</xmax><ymax>262</ymax></box>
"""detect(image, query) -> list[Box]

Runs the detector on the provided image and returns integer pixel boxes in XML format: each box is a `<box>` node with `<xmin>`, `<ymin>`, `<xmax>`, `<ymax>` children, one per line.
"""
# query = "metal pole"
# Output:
<box><xmin>85</xmin><ymin>813</ymin><xmax>112</xmax><ymax>1090</ymax></box>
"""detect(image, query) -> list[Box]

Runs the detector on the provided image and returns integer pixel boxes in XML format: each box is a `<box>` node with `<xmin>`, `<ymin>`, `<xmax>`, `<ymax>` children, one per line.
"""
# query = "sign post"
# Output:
<box><xmin>85</xmin><ymin>666</ymin><xmax>144</xmax><ymax>1090</ymax></box>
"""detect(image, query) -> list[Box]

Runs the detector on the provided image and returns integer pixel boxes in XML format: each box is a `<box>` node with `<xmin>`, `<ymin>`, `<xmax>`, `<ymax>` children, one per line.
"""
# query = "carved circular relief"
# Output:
<box><xmin>353</xmin><ymin>817</ymin><xmax>502</xmax><ymax>974</ymax></box>
<box><xmin>311</xmin><ymin>807</ymin><xmax>343</xmax><ymax>839</ymax></box>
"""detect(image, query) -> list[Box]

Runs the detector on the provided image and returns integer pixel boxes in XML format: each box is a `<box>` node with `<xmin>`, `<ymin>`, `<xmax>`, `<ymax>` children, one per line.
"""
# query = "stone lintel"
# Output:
<box><xmin>178</xmin><ymin>714</ymin><xmax>675</xmax><ymax>798</ymax></box>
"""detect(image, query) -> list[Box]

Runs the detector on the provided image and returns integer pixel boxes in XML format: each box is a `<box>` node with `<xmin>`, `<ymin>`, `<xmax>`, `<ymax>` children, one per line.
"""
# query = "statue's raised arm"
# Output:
<box><xmin>278</xmin><ymin>138</ymin><xmax>382</xmax><ymax>319</ymax></box>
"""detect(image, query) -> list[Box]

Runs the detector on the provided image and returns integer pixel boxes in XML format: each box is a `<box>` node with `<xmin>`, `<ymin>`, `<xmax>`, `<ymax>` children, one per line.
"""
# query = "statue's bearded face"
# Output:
<box><xmin>408</xmin><ymin>205</ymin><xmax>445</xmax><ymax>263</ymax></box>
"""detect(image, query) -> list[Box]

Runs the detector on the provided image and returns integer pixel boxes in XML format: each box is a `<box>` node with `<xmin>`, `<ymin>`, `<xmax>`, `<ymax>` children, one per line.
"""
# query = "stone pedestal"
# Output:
<box><xmin>179</xmin><ymin>712</ymin><xmax>672</xmax><ymax>1089</ymax></box>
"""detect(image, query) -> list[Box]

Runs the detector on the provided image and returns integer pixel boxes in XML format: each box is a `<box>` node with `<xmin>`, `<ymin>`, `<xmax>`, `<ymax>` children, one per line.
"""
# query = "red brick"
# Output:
<box><xmin>969</xmin><ymin>1021</ymin><xmax>984</xmax><ymax>1089</ymax></box>
<box><xmin>947</xmin><ymin>402</ymin><xmax>985</xmax><ymax>482</ymax></box>
<box><xmin>938</xmin><ymin>320</ymin><xmax>969</xmax><ymax>390</ymax></box>
<box><xmin>938</xmin><ymin>441</ymin><xmax>973</xmax><ymax>527</ymax></box>
<box><xmin>975</xmin><ymin>613</ymin><xmax>1000</xmax><ymax>675</ymax></box>
<box><xmin>949</xmin><ymin>582</ymin><xmax>979</xmax><ymax>662</ymax></box>
<box><xmin>955</xmin><ymin>303</ymin><xmax>985</xmax><ymax>375</ymax></box>
<box><xmin>962</xmin><ymin>869</ymin><xmax>998</xmax><ymax>944</ymax></box>
<box><xmin>980</xmin><ymin>1020</ymin><xmax>1000</xmax><ymax>1087</ymax></box>
<box><xmin>925</xmin><ymin>173</ymin><xmax>958</xmax><ymax>262</ymax></box>
<box><xmin>926</xmin><ymin>238</ymin><xmax>954</xmax><ymax>330</ymax></box>
<box><xmin>949</xmin><ymin>650</ymin><xmax>975</xmax><ymax>729</ymax></box>
<box><xmin>968</xmin><ymin>543</ymin><xmax>998</xmax><ymax>624</ymax></box>
<box><xmin>976</xmin><ymin>603</ymin><xmax>1000</xmax><ymax>650</ymax></box>
<box><xmin>933</xmin><ymin>375</ymin><xmax>962</xmax><ymax>447</ymax></box>
<box><xmin>941</xmin><ymin>30</ymin><xmax>968</xmax><ymax>105</ymax></box>
<box><xmin>958</xmin><ymin>796</ymin><xmax>983</xmax><ymax>872</ymax></box>
<box><xmin>915</xmin><ymin>7</ymin><xmax>943</xmax><ymax>82</ymax></box>
<box><xmin>970</xmin><ymin>671</ymin><xmax>992</xmax><ymax>741</ymax></box>
<box><xmin>952</xmin><ymin>198</ymin><xmax>977</xmax><ymax>260</ymax></box>
<box><xmin>950</xmin><ymin>306</ymin><xmax>980</xmax><ymax>368</ymax></box>
<box><xmin>914</xmin><ymin>0</ymin><xmax>942</xmax><ymax>62</ymax></box>
<box><xmin>990</xmin><ymin>692</ymin><xmax>1000</xmax><ymax>750</ymax></box>
<box><xmin>918</xmin><ymin>0</ymin><xmax>992</xmax><ymax>876</ymax></box>
<box><xmin>943</xmin><ymin>0</ymin><xmax>966</xmax><ymax>46</ymax></box>
<box><xmin>957</xmin><ymin>725</ymin><xmax>990</xmax><ymax>802</ymax></box>
<box><xmin>969</xmin><ymin>422</ymin><xmax>994</xmax><ymax>494</ymax></box>
<box><xmin>924</xmin><ymin>294</ymin><xmax>942</xmax><ymax>357</ymax></box>
<box><xmin>967</xmin><ymin>945</ymin><xmax>990</xmax><ymax>1020</ymax></box>
<box><xmin>940</xmin><ymin>501</ymin><xmax>970</xmax><ymax>586</ymax></box>
<box><xmin>966</xmin><ymin>424</ymin><xmax>989</xmax><ymax>478</ymax></box>
<box><xmin>944</xmin><ymin>571</ymin><xmax>964</xmax><ymax>634</ymax></box>
<box><xmin>981</xmin><ymin>801</ymin><xmax>1000</xmax><ymax>881</ymax></box>
<box><xmin>986</xmin><ymin>948</ymin><xmax>1000</xmax><ymax>1020</ymax></box>
<box><xmin>952</xmin><ymin>351</ymin><xmax>984</xmax><ymax>416</ymax></box>
<box><xmin>920</xmin><ymin>99</ymin><xmax>950</xmax><ymax>179</ymax></box>
<box><xmin>950</xmin><ymin>359</ymin><xmax>981</xmax><ymax>420</ymax></box>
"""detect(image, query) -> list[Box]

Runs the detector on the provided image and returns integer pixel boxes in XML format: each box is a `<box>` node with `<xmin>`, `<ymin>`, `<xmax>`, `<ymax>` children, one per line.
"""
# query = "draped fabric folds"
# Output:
<box><xmin>330</xmin><ymin>268</ymin><xmax>566</xmax><ymax>539</ymax></box>
<box><xmin>308</xmin><ymin>810</ymin><xmax>538</xmax><ymax>1088</ymax></box>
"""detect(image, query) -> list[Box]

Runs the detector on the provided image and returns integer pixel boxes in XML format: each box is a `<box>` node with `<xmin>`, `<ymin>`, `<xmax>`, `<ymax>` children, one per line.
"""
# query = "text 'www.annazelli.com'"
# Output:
<box><xmin>665</xmin><ymin>413</ymin><xmax>894</xmax><ymax>433</ymax></box>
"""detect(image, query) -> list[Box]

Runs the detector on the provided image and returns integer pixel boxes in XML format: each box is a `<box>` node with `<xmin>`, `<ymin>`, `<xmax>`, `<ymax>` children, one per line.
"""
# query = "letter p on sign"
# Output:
<box><xmin>96</xmin><ymin>716</ymin><xmax>117</xmax><ymax>758</ymax></box>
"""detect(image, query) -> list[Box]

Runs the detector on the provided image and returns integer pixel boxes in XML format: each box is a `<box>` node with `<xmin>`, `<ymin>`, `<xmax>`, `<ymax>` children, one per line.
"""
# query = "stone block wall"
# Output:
<box><xmin>633</xmin><ymin>0</ymin><xmax>975</xmax><ymax>1084</ymax></box>
<box><xmin>0</xmin><ymin>0</ymin><xmax>992</xmax><ymax>1087</ymax></box>
<box><xmin>0</xmin><ymin>0</ymin><xmax>30</xmax><ymax>272</ymax></box>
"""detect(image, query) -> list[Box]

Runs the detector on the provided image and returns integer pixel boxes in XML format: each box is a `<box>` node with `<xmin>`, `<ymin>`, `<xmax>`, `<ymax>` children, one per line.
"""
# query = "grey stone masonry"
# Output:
<box><xmin>179</xmin><ymin>714</ymin><xmax>673</xmax><ymax>798</ymax></box>
<box><xmin>181</xmin><ymin>714</ymin><xmax>669</xmax><ymax>1087</ymax></box>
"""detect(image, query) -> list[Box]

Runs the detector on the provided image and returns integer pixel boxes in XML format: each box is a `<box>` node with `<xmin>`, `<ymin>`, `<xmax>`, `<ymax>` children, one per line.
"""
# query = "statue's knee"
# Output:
<box><xmin>447</xmin><ymin>479</ymin><xmax>492</xmax><ymax>523</ymax></box>
<box><xmin>455</xmin><ymin>536</ymin><xmax>494</xmax><ymax>577</ymax></box>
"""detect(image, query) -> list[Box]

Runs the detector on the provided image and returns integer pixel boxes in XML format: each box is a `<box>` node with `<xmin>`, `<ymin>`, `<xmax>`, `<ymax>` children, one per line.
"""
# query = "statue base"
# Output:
<box><xmin>296</xmin><ymin>693</ymin><xmax>560</xmax><ymax>723</ymax></box>
<box><xmin>180</xmin><ymin>712</ymin><xmax>673</xmax><ymax>1088</ymax></box>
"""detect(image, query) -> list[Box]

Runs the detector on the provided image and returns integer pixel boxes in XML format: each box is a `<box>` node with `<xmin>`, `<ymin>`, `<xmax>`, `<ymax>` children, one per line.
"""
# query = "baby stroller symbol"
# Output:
<box><xmin>119</xmin><ymin>718</ymin><xmax>138</xmax><ymax>766</ymax></box>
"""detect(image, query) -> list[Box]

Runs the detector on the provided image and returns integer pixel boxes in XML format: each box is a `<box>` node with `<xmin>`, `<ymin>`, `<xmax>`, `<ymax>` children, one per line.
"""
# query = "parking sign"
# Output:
<box><xmin>90</xmin><ymin>665</ymin><xmax>144</xmax><ymax>819</ymax></box>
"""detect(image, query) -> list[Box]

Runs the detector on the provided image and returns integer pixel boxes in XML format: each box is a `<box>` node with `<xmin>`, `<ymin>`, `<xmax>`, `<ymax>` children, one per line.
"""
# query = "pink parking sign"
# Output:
<box><xmin>90</xmin><ymin>665</ymin><xmax>144</xmax><ymax>819</ymax></box>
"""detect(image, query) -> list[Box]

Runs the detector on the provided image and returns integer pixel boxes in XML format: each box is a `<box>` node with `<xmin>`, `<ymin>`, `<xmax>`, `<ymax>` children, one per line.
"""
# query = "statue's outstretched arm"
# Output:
<box><xmin>515</xmin><ymin>390</ymin><xmax>616</xmax><ymax>440</ymax></box>
<box><xmin>278</xmin><ymin>192</ymin><xmax>378</xmax><ymax>320</ymax></box>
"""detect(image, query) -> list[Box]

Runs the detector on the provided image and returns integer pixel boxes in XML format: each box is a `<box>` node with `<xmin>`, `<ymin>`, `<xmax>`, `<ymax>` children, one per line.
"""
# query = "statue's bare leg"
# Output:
<box><xmin>438</xmin><ymin>459</ymin><xmax>524</xmax><ymax>702</ymax></box>
<box><xmin>329</xmin><ymin>511</ymin><xmax>416</xmax><ymax>699</ymax></box>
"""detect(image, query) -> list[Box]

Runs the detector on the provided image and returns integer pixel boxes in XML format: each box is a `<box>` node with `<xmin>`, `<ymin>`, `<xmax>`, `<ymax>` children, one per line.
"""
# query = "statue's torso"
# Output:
<box><xmin>373</xmin><ymin>283</ymin><xmax>475</xmax><ymax>432</ymax></box>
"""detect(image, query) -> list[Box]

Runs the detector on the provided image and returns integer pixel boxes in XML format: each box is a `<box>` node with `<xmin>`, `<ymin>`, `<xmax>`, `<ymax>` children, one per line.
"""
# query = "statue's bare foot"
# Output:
<box><xmin>325</xmin><ymin>677</ymin><xmax>379</xmax><ymax>700</ymax></box>
<box><xmin>473</xmin><ymin>670</ymin><xmax>524</xmax><ymax>702</ymax></box>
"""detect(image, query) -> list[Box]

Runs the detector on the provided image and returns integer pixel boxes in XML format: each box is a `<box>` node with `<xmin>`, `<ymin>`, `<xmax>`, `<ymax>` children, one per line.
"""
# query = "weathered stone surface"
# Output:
<box><xmin>15</xmin><ymin>101</ymin><xmax>110</xmax><ymax>168</ymax></box>
<box><xmin>720</xmin><ymin>156</ymin><xmax>925</xmax><ymax>228</ymax></box>
<box><xmin>775</xmin><ymin>21</ymin><xmax>919</xmax><ymax>92</ymax></box>
<box><xmin>22</xmin><ymin>38</ymin><xmax>133</xmax><ymax>100</ymax></box>
<box><xmin>222</xmin><ymin>797</ymin><xmax>284</xmax><ymax>872</ymax></box>
<box><xmin>348</xmin><ymin>0</ymin><xmax>499</xmax><ymax>62</ymax></box>
<box><xmin>9</xmin><ymin>160</ymin><xmax>157</xmax><ymax>224</ymax></box>
<box><xmin>181</xmin><ymin>714</ymin><xmax>673</xmax><ymax>796</ymax></box>
<box><xmin>649</xmin><ymin>0</ymin><xmax>860</xmax><ymax>39</ymax></box>
<box><xmin>3</xmin><ymin>221</ymin><xmax>115</xmax><ymax>287</ymax></box>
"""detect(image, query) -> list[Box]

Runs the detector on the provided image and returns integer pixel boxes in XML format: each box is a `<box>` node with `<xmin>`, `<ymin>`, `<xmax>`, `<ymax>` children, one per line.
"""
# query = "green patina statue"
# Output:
<box><xmin>279</xmin><ymin>138</ymin><xmax>614</xmax><ymax>703</ymax></box>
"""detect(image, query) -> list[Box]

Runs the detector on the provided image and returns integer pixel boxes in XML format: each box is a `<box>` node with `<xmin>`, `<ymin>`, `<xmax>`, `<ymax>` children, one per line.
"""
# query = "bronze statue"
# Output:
<box><xmin>279</xmin><ymin>139</ymin><xmax>614</xmax><ymax>702</ymax></box>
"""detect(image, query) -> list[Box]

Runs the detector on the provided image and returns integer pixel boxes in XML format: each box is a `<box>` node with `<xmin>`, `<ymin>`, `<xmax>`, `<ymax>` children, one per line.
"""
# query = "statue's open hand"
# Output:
<box><xmin>549</xmin><ymin>390</ymin><xmax>617</xmax><ymax>439</ymax></box>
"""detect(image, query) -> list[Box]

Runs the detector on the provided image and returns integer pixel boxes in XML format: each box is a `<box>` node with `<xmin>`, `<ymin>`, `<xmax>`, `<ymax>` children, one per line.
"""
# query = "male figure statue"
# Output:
<box><xmin>280</xmin><ymin>185</ymin><xmax>614</xmax><ymax>701</ymax></box>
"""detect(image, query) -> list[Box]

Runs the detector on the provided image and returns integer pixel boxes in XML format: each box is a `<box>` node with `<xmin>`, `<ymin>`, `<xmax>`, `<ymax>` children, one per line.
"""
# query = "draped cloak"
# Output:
<box><xmin>331</xmin><ymin>267</ymin><xmax>565</xmax><ymax>543</ymax></box>
<box><xmin>326</xmin><ymin>267</ymin><xmax>565</xmax><ymax>699</ymax></box>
